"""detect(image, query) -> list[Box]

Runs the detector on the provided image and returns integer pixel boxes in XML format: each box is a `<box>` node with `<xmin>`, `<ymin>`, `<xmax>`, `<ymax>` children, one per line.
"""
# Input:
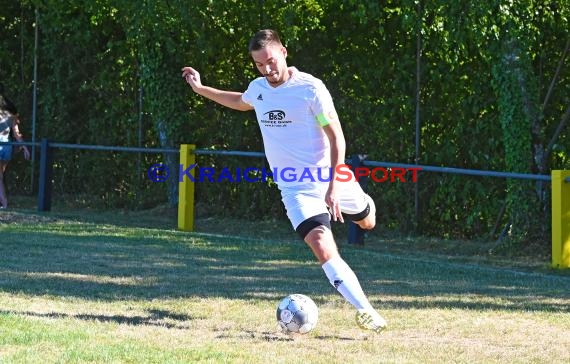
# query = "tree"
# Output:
<box><xmin>1</xmin><ymin>0</ymin><xmax>568</xmax><ymax>242</ymax></box>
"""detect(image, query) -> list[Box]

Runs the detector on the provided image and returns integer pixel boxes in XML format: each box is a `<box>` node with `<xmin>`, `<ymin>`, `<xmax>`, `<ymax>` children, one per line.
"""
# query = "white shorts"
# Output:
<box><xmin>280</xmin><ymin>179</ymin><xmax>369</xmax><ymax>230</ymax></box>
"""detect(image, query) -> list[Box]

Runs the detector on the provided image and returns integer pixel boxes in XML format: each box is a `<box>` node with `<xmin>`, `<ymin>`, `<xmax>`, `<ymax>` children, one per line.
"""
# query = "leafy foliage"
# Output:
<box><xmin>1</xmin><ymin>0</ymin><xmax>568</xmax><ymax>242</ymax></box>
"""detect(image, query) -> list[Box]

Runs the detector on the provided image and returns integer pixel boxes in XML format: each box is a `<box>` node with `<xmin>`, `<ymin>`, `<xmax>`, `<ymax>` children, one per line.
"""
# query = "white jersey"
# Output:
<box><xmin>242</xmin><ymin>67</ymin><xmax>339</xmax><ymax>187</ymax></box>
<box><xmin>0</xmin><ymin>110</ymin><xmax>14</xmax><ymax>143</ymax></box>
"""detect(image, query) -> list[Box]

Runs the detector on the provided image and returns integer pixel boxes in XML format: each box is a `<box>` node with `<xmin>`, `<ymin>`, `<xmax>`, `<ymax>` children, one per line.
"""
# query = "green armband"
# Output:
<box><xmin>316</xmin><ymin>113</ymin><xmax>331</xmax><ymax>127</ymax></box>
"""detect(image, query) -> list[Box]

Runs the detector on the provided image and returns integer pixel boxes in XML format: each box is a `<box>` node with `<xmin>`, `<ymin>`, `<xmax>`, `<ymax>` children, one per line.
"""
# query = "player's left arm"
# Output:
<box><xmin>322</xmin><ymin>119</ymin><xmax>346</xmax><ymax>223</ymax></box>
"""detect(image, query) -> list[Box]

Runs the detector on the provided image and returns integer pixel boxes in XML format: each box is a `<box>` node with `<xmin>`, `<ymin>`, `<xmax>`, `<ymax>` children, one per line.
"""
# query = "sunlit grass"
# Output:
<box><xmin>0</xmin><ymin>210</ymin><xmax>569</xmax><ymax>363</ymax></box>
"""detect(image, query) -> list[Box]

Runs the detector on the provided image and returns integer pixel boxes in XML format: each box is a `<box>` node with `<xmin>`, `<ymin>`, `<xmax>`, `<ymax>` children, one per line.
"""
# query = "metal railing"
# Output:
<box><xmin>2</xmin><ymin>140</ymin><xmax>568</xmax><ymax>268</ymax></box>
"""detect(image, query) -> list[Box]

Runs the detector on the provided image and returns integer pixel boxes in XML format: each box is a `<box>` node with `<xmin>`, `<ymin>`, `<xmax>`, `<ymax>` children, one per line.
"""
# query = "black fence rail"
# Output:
<box><xmin>2</xmin><ymin>139</ymin><xmax>567</xmax><ymax>267</ymax></box>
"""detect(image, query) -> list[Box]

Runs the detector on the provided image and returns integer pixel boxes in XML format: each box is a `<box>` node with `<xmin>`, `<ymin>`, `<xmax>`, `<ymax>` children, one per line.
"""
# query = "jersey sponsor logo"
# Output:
<box><xmin>260</xmin><ymin>110</ymin><xmax>293</xmax><ymax>127</ymax></box>
<box><xmin>257</xmin><ymin>93</ymin><xmax>263</xmax><ymax>101</ymax></box>
<box><xmin>263</xmin><ymin>110</ymin><xmax>285</xmax><ymax>120</ymax></box>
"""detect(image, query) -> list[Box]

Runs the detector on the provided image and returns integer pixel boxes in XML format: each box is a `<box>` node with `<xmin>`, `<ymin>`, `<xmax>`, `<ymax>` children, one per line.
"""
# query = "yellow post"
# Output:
<box><xmin>551</xmin><ymin>170</ymin><xmax>570</xmax><ymax>269</ymax></box>
<box><xmin>178</xmin><ymin>144</ymin><xmax>196</xmax><ymax>231</ymax></box>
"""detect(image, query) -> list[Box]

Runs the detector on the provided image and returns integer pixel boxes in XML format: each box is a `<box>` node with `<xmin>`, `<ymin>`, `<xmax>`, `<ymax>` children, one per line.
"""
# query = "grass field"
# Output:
<box><xmin>1</xmin><ymin>207</ymin><xmax>569</xmax><ymax>363</ymax></box>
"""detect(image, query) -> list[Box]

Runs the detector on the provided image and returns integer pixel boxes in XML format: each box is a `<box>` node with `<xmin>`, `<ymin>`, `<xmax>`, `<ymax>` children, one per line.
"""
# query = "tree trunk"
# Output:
<box><xmin>156</xmin><ymin>119</ymin><xmax>178</xmax><ymax>207</ymax></box>
<box><xmin>492</xmin><ymin>37</ymin><xmax>540</xmax><ymax>241</ymax></box>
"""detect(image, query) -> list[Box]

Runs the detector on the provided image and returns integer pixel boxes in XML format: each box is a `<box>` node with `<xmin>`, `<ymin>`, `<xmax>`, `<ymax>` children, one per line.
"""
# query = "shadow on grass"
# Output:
<box><xmin>1</xmin><ymin>221</ymin><xmax>569</xmax><ymax>314</ymax></box>
<box><xmin>0</xmin><ymin>225</ymin><xmax>327</xmax><ymax>301</ymax></box>
<box><xmin>0</xmin><ymin>309</ymin><xmax>196</xmax><ymax>329</ymax></box>
<box><xmin>214</xmin><ymin>330</ymin><xmax>360</xmax><ymax>342</ymax></box>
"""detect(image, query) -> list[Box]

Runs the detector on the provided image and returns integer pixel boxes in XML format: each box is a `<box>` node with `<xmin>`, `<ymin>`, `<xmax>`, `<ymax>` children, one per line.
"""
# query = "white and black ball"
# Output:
<box><xmin>276</xmin><ymin>294</ymin><xmax>319</xmax><ymax>334</ymax></box>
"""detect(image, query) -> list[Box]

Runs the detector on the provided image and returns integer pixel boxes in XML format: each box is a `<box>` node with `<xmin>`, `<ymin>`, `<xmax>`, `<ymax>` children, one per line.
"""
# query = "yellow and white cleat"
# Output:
<box><xmin>356</xmin><ymin>309</ymin><xmax>387</xmax><ymax>333</ymax></box>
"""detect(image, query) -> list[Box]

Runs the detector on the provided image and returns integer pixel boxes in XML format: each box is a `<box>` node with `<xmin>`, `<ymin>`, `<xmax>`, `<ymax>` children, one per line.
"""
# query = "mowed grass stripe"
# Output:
<box><xmin>1</xmin><ymin>216</ymin><xmax>569</xmax><ymax>363</ymax></box>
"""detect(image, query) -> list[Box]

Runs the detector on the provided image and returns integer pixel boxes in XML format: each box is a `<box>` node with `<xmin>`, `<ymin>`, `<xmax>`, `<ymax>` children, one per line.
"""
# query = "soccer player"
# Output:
<box><xmin>182</xmin><ymin>29</ymin><xmax>387</xmax><ymax>332</ymax></box>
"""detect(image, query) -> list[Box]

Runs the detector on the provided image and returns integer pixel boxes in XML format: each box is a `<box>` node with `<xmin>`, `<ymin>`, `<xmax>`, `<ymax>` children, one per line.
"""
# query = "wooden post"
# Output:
<box><xmin>551</xmin><ymin>170</ymin><xmax>570</xmax><ymax>269</ymax></box>
<box><xmin>178</xmin><ymin>144</ymin><xmax>196</xmax><ymax>231</ymax></box>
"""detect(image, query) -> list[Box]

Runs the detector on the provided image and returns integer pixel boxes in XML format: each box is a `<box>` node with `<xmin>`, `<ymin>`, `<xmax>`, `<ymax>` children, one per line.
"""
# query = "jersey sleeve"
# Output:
<box><xmin>241</xmin><ymin>81</ymin><xmax>256</xmax><ymax>107</ymax></box>
<box><xmin>310</xmin><ymin>80</ymin><xmax>339</xmax><ymax>127</ymax></box>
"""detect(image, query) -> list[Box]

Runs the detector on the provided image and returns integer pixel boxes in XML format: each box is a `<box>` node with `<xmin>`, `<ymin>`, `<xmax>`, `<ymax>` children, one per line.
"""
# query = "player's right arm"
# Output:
<box><xmin>181</xmin><ymin>67</ymin><xmax>253</xmax><ymax>111</ymax></box>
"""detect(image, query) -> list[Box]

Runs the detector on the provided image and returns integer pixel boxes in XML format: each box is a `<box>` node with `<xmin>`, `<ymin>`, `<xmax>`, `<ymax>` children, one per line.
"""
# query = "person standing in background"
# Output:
<box><xmin>0</xmin><ymin>83</ymin><xmax>31</xmax><ymax>209</ymax></box>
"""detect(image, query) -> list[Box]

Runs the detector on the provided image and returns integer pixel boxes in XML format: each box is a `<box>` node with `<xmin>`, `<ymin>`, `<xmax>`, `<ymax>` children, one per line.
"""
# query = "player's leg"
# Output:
<box><xmin>282</xmin><ymin>184</ymin><xmax>386</xmax><ymax>332</ymax></box>
<box><xmin>336</xmin><ymin>180</ymin><xmax>388</xmax><ymax>332</ymax></box>
<box><xmin>296</xmin><ymin>214</ymin><xmax>338</xmax><ymax>264</ymax></box>
<box><xmin>297</xmin><ymin>220</ymin><xmax>386</xmax><ymax>332</ymax></box>
<box><xmin>0</xmin><ymin>161</ymin><xmax>8</xmax><ymax>208</ymax></box>
<box><xmin>299</xmin><ymin>218</ymin><xmax>371</xmax><ymax>307</ymax></box>
<box><xmin>354</xmin><ymin>194</ymin><xmax>376</xmax><ymax>230</ymax></box>
<box><xmin>341</xmin><ymin>180</ymin><xmax>376</xmax><ymax>230</ymax></box>
<box><xmin>0</xmin><ymin>142</ymin><xmax>11</xmax><ymax>208</ymax></box>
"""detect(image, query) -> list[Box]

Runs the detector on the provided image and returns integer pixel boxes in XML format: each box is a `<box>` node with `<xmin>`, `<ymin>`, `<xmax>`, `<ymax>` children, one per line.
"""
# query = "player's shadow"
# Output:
<box><xmin>216</xmin><ymin>330</ymin><xmax>297</xmax><ymax>342</ymax></box>
<box><xmin>215</xmin><ymin>330</ymin><xmax>360</xmax><ymax>342</ymax></box>
<box><xmin>314</xmin><ymin>334</ymin><xmax>359</xmax><ymax>341</ymax></box>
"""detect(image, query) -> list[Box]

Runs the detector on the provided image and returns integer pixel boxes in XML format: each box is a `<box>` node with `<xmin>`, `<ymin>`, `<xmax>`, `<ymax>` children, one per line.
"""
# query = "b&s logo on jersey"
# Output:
<box><xmin>264</xmin><ymin>110</ymin><xmax>285</xmax><ymax>120</ymax></box>
<box><xmin>261</xmin><ymin>110</ymin><xmax>293</xmax><ymax>127</ymax></box>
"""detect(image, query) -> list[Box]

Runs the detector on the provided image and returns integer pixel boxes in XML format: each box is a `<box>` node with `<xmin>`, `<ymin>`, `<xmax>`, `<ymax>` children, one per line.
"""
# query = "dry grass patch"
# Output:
<box><xmin>0</xmin><ymin>210</ymin><xmax>568</xmax><ymax>363</ymax></box>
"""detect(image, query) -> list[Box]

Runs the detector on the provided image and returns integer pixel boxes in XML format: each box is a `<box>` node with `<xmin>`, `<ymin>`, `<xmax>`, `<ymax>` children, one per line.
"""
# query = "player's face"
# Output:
<box><xmin>251</xmin><ymin>44</ymin><xmax>288</xmax><ymax>86</ymax></box>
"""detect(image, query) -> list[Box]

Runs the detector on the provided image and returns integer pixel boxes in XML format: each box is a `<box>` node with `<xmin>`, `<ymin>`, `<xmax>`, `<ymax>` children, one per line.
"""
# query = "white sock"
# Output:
<box><xmin>322</xmin><ymin>256</ymin><xmax>374</xmax><ymax>311</ymax></box>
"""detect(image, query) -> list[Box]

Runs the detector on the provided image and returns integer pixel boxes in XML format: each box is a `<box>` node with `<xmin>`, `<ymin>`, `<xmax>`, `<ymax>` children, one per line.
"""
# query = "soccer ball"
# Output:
<box><xmin>276</xmin><ymin>294</ymin><xmax>319</xmax><ymax>334</ymax></box>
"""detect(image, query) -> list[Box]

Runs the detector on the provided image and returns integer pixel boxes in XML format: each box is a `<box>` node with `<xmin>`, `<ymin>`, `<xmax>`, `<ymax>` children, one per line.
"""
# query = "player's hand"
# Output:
<box><xmin>181</xmin><ymin>67</ymin><xmax>202</xmax><ymax>91</ymax></box>
<box><xmin>325</xmin><ymin>183</ymin><xmax>344</xmax><ymax>223</ymax></box>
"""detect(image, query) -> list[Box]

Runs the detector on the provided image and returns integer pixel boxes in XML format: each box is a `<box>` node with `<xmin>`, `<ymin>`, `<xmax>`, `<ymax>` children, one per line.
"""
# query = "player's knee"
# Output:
<box><xmin>304</xmin><ymin>229</ymin><xmax>339</xmax><ymax>264</ymax></box>
<box><xmin>356</xmin><ymin>215</ymin><xmax>376</xmax><ymax>230</ymax></box>
<box><xmin>344</xmin><ymin>198</ymin><xmax>376</xmax><ymax>230</ymax></box>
